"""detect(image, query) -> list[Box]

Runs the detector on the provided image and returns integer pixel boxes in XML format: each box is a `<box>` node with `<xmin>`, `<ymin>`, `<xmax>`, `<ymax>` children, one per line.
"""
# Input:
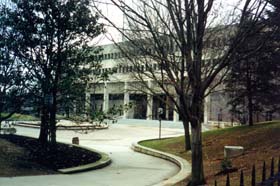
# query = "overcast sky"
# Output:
<box><xmin>92</xmin><ymin>0</ymin><xmax>244</xmax><ymax>45</ymax></box>
<box><xmin>0</xmin><ymin>0</ymin><xmax>255</xmax><ymax>46</ymax></box>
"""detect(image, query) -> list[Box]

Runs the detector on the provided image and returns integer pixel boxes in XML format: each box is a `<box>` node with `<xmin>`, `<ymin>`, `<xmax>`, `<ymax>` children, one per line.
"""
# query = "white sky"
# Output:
<box><xmin>1</xmin><ymin>0</ymin><xmax>247</xmax><ymax>46</ymax></box>
<box><xmin>92</xmin><ymin>0</ymin><xmax>250</xmax><ymax>46</ymax></box>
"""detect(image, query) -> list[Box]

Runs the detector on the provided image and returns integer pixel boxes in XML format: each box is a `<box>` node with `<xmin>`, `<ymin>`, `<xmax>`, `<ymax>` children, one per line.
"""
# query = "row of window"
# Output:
<box><xmin>93</xmin><ymin>52</ymin><xmax>125</xmax><ymax>61</ymax></box>
<box><xmin>96</xmin><ymin>63</ymin><xmax>160</xmax><ymax>75</ymax></box>
<box><xmin>93</xmin><ymin>37</ymin><xmax>226</xmax><ymax>62</ymax></box>
<box><xmin>95</xmin><ymin>58</ymin><xmax>219</xmax><ymax>75</ymax></box>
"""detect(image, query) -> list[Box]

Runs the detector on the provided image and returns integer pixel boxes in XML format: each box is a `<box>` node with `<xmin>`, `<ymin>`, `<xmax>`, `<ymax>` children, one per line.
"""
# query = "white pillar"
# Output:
<box><xmin>173</xmin><ymin>97</ymin><xmax>179</xmax><ymax>122</ymax></box>
<box><xmin>123</xmin><ymin>81</ymin><xmax>130</xmax><ymax>119</ymax></box>
<box><xmin>147</xmin><ymin>95</ymin><xmax>153</xmax><ymax>120</ymax></box>
<box><xmin>103</xmin><ymin>82</ymin><xmax>109</xmax><ymax>113</ymax></box>
<box><xmin>165</xmin><ymin>96</ymin><xmax>169</xmax><ymax>120</ymax></box>
<box><xmin>204</xmin><ymin>94</ymin><xmax>210</xmax><ymax>125</ymax></box>
<box><xmin>146</xmin><ymin>81</ymin><xmax>153</xmax><ymax>120</ymax></box>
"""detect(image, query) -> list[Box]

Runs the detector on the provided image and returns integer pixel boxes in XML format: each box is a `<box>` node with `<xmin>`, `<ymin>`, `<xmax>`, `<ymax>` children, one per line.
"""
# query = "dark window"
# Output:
<box><xmin>153</xmin><ymin>64</ymin><xmax>157</xmax><ymax>70</ymax></box>
<box><xmin>118</xmin><ymin>66</ymin><xmax>122</xmax><ymax>73</ymax></box>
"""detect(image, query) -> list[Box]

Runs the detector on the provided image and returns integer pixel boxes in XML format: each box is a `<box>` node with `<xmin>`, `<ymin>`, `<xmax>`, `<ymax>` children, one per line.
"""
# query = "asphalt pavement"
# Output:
<box><xmin>0</xmin><ymin>119</ymin><xmax>187</xmax><ymax>186</ymax></box>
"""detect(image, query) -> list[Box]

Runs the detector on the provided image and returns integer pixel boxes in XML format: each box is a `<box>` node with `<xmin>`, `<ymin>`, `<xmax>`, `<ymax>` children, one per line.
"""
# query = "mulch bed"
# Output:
<box><xmin>0</xmin><ymin>134</ymin><xmax>101</xmax><ymax>177</ymax></box>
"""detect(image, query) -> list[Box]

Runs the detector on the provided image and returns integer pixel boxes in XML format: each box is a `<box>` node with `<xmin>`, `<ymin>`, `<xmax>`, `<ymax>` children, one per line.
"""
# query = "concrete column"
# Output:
<box><xmin>103</xmin><ymin>82</ymin><xmax>109</xmax><ymax>113</ymax></box>
<box><xmin>173</xmin><ymin>97</ymin><xmax>179</xmax><ymax>122</ymax></box>
<box><xmin>165</xmin><ymin>96</ymin><xmax>169</xmax><ymax>120</ymax></box>
<box><xmin>204</xmin><ymin>94</ymin><xmax>210</xmax><ymax>125</ymax></box>
<box><xmin>123</xmin><ymin>81</ymin><xmax>130</xmax><ymax>119</ymax></box>
<box><xmin>146</xmin><ymin>80</ymin><xmax>153</xmax><ymax>120</ymax></box>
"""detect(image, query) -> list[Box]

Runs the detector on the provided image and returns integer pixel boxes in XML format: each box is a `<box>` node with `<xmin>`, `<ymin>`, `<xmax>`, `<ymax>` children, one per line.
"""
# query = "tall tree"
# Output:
<box><xmin>226</xmin><ymin>3</ymin><xmax>280</xmax><ymax>126</ymax></box>
<box><xmin>94</xmin><ymin>0</ymin><xmax>267</xmax><ymax>184</ymax></box>
<box><xmin>0</xmin><ymin>3</ymin><xmax>27</xmax><ymax>129</ymax></box>
<box><xmin>5</xmin><ymin>0</ymin><xmax>103</xmax><ymax>145</ymax></box>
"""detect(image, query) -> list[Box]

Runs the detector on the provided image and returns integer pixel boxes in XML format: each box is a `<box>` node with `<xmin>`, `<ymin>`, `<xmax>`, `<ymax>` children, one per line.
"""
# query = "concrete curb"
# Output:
<box><xmin>8</xmin><ymin>134</ymin><xmax>111</xmax><ymax>174</ymax></box>
<box><xmin>131</xmin><ymin>139</ymin><xmax>191</xmax><ymax>186</ymax></box>
<box><xmin>58</xmin><ymin>144</ymin><xmax>112</xmax><ymax>174</ymax></box>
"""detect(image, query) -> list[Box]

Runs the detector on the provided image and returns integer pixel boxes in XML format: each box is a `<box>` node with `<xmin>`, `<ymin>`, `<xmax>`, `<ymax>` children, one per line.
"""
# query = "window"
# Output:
<box><xmin>153</xmin><ymin>64</ymin><xmax>157</xmax><ymax>70</ymax></box>
<box><xmin>118</xmin><ymin>66</ymin><xmax>122</xmax><ymax>73</ymax></box>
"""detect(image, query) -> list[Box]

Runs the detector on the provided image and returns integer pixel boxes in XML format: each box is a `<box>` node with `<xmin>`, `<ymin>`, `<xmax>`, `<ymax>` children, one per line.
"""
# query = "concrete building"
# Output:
<box><xmin>84</xmin><ymin>42</ymin><xmax>278</xmax><ymax>126</ymax></box>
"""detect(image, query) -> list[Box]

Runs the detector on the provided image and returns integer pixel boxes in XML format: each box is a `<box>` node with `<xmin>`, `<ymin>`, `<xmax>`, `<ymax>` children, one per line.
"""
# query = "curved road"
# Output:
<box><xmin>0</xmin><ymin>121</ymin><xmax>185</xmax><ymax>186</ymax></box>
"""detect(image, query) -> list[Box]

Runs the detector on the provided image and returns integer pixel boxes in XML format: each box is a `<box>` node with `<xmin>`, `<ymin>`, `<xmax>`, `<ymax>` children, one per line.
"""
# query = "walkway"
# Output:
<box><xmin>0</xmin><ymin>120</ymin><xmax>186</xmax><ymax>186</ymax></box>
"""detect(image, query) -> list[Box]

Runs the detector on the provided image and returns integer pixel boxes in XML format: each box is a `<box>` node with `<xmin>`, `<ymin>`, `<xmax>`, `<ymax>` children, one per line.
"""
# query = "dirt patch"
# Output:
<box><xmin>0</xmin><ymin>137</ymin><xmax>56</xmax><ymax>176</ymax></box>
<box><xmin>202</xmin><ymin>123</ymin><xmax>280</xmax><ymax>185</ymax></box>
<box><xmin>0</xmin><ymin>135</ymin><xmax>101</xmax><ymax>177</ymax></box>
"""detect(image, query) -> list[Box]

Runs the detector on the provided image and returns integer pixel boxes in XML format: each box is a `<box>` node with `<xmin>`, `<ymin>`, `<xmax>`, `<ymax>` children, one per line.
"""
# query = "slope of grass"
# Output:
<box><xmin>1</xmin><ymin>113</ymin><xmax>68</xmax><ymax>121</ymax></box>
<box><xmin>1</xmin><ymin>113</ymin><xmax>39</xmax><ymax>121</ymax></box>
<box><xmin>140</xmin><ymin>121</ymin><xmax>280</xmax><ymax>185</ymax></box>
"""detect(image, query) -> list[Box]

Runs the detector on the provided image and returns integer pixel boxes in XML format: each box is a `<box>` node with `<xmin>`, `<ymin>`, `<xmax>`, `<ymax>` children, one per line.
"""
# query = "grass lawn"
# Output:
<box><xmin>140</xmin><ymin>121</ymin><xmax>280</xmax><ymax>185</ymax></box>
<box><xmin>2</xmin><ymin>113</ymin><xmax>39</xmax><ymax>121</ymax></box>
<box><xmin>1</xmin><ymin>113</ymin><xmax>67</xmax><ymax>121</ymax></box>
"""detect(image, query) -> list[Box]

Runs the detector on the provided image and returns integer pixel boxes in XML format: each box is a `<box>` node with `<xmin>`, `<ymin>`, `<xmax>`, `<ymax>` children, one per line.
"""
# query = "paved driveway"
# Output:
<box><xmin>0</xmin><ymin>121</ymin><xmax>185</xmax><ymax>186</ymax></box>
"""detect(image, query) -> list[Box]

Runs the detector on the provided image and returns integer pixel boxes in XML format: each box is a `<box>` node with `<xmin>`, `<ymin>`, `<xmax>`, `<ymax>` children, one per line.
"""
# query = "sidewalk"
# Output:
<box><xmin>0</xmin><ymin>123</ymin><xmax>185</xmax><ymax>186</ymax></box>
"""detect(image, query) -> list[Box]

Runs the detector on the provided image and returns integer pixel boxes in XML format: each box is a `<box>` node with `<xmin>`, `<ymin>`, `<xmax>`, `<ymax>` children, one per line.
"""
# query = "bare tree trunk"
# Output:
<box><xmin>248</xmin><ymin>93</ymin><xmax>253</xmax><ymax>126</ymax></box>
<box><xmin>190</xmin><ymin>119</ymin><xmax>205</xmax><ymax>186</ymax></box>
<box><xmin>39</xmin><ymin>101</ymin><xmax>48</xmax><ymax>144</ymax></box>
<box><xmin>183</xmin><ymin>119</ymin><xmax>191</xmax><ymax>151</ymax></box>
<box><xmin>49</xmin><ymin>91</ymin><xmax>57</xmax><ymax>146</ymax></box>
<box><xmin>246</xmin><ymin>62</ymin><xmax>254</xmax><ymax>126</ymax></box>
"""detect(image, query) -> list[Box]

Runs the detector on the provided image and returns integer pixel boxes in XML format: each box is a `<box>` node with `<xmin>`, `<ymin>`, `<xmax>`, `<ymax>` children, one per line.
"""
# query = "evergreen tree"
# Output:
<box><xmin>0</xmin><ymin>3</ymin><xmax>28</xmax><ymax>129</ymax></box>
<box><xmin>4</xmin><ymin>0</ymin><xmax>103</xmax><ymax>145</ymax></box>
<box><xmin>226</xmin><ymin>6</ymin><xmax>280</xmax><ymax>125</ymax></box>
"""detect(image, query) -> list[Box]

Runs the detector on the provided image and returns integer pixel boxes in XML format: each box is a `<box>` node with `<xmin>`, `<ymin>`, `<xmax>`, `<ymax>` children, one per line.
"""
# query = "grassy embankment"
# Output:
<box><xmin>140</xmin><ymin>121</ymin><xmax>280</xmax><ymax>185</ymax></box>
<box><xmin>1</xmin><ymin>113</ymin><xmax>39</xmax><ymax>121</ymax></box>
<box><xmin>1</xmin><ymin>113</ymin><xmax>68</xmax><ymax>121</ymax></box>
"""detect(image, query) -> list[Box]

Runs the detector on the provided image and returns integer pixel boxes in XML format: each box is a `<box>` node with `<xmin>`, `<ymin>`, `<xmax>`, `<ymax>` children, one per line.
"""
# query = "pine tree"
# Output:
<box><xmin>226</xmin><ymin>5</ymin><xmax>280</xmax><ymax>125</ymax></box>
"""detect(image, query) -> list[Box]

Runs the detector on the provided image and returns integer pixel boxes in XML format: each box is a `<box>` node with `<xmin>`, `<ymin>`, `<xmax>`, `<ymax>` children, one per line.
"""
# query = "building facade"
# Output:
<box><xmin>85</xmin><ymin>42</ymin><xmax>278</xmax><ymax>126</ymax></box>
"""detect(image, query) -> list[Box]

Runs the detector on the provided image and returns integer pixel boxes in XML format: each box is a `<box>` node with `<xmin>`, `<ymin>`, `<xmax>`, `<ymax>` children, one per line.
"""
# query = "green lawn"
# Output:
<box><xmin>1</xmin><ymin>113</ymin><xmax>69</xmax><ymax>121</ymax></box>
<box><xmin>1</xmin><ymin>113</ymin><xmax>39</xmax><ymax>121</ymax></box>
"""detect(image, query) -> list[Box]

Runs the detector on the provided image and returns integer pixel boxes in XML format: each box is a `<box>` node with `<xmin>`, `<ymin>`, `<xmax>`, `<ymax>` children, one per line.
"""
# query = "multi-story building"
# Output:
<box><xmin>84</xmin><ymin>41</ymin><xmax>278</xmax><ymax>126</ymax></box>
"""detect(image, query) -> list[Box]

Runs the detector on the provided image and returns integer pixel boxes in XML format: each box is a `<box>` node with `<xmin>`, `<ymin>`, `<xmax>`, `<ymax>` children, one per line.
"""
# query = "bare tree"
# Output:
<box><xmin>94</xmin><ymin>0</ymin><xmax>267</xmax><ymax>184</ymax></box>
